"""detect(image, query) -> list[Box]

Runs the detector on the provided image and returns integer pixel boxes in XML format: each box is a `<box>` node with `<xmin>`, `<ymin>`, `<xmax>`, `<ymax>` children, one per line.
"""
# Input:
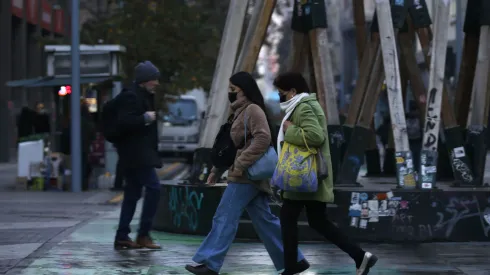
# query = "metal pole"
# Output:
<box><xmin>71</xmin><ymin>0</ymin><xmax>82</xmax><ymax>192</ymax></box>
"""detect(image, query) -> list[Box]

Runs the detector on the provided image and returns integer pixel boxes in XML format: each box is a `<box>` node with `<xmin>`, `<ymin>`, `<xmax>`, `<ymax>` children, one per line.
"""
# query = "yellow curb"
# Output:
<box><xmin>107</xmin><ymin>162</ymin><xmax>182</xmax><ymax>204</ymax></box>
<box><xmin>108</xmin><ymin>193</ymin><xmax>124</xmax><ymax>204</ymax></box>
<box><xmin>157</xmin><ymin>162</ymin><xmax>182</xmax><ymax>177</ymax></box>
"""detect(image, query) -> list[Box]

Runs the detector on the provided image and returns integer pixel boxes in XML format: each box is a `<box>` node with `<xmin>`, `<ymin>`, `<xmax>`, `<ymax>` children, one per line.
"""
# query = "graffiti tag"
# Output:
<box><xmin>435</xmin><ymin>196</ymin><xmax>490</xmax><ymax>238</ymax></box>
<box><xmin>168</xmin><ymin>187</ymin><xmax>204</xmax><ymax>231</ymax></box>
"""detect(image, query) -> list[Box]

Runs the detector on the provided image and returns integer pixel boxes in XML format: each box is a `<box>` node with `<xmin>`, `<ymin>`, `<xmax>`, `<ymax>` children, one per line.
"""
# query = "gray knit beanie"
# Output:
<box><xmin>134</xmin><ymin>61</ymin><xmax>160</xmax><ymax>84</ymax></box>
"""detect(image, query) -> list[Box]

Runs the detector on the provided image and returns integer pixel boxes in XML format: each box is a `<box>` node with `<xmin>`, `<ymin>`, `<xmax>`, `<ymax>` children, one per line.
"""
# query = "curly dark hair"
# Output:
<box><xmin>273</xmin><ymin>72</ymin><xmax>310</xmax><ymax>94</ymax></box>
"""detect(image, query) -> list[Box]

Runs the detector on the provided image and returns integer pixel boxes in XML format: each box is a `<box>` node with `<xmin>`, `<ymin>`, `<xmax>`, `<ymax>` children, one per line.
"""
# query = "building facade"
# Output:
<box><xmin>0</xmin><ymin>0</ymin><xmax>70</xmax><ymax>162</ymax></box>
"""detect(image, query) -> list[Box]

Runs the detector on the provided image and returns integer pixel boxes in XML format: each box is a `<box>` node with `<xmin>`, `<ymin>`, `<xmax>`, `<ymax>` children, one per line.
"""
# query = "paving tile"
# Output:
<box><xmin>0</xmin><ymin>259</ymin><xmax>19</xmax><ymax>274</ymax></box>
<box><xmin>6</xmin><ymin>206</ymin><xmax>490</xmax><ymax>275</ymax></box>
<box><xmin>0</xmin><ymin>243</ymin><xmax>44</xmax><ymax>260</ymax></box>
<box><xmin>0</xmin><ymin>221</ymin><xmax>81</xmax><ymax>230</ymax></box>
<box><xmin>0</xmin><ymin>228</ymin><xmax>66</xmax><ymax>245</ymax></box>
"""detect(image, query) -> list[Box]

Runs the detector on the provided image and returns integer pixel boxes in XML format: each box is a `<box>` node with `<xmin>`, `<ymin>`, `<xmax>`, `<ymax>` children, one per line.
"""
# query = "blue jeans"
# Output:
<box><xmin>192</xmin><ymin>183</ymin><xmax>305</xmax><ymax>272</ymax></box>
<box><xmin>116</xmin><ymin>166</ymin><xmax>160</xmax><ymax>239</ymax></box>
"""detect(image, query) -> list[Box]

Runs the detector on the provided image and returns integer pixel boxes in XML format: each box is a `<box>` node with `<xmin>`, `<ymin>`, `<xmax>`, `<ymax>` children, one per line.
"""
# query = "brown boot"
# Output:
<box><xmin>136</xmin><ymin>235</ymin><xmax>161</xmax><ymax>249</ymax></box>
<box><xmin>114</xmin><ymin>238</ymin><xmax>142</xmax><ymax>250</ymax></box>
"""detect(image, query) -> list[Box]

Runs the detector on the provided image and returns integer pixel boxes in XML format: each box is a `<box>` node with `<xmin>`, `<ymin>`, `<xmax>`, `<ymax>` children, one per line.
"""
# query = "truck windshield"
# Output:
<box><xmin>163</xmin><ymin>98</ymin><xmax>198</xmax><ymax>124</ymax></box>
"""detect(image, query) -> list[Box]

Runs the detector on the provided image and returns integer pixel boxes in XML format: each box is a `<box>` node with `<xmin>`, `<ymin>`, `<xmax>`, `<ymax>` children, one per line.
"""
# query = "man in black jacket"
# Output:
<box><xmin>114</xmin><ymin>61</ymin><xmax>163</xmax><ymax>250</ymax></box>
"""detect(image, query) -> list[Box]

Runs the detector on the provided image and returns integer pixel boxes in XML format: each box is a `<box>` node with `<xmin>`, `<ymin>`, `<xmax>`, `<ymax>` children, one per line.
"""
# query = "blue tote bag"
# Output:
<box><xmin>243</xmin><ymin>110</ymin><xmax>278</xmax><ymax>180</ymax></box>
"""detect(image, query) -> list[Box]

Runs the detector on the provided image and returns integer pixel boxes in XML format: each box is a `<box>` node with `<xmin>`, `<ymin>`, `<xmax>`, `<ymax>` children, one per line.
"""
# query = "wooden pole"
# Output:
<box><xmin>375</xmin><ymin>0</ymin><xmax>415</xmax><ymax>188</ymax></box>
<box><xmin>198</xmin><ymin>0</ymin><xmax>249</xmax><ymax>148</ymax></box>
<box><xmin>307</xmin><ymin>0</ymin><xmax>341</xmax><ymax>182</ymax></box>
<box><xmin>235</xmin><ymin>0</ymin><xmax>277</xmax><ymax>73</ymax></box>
<box><xmin>454</xmin><ymin>0</ymin><xmax>480</xmax><ymax>126</ymax></box>
<box><xmin>288</xmin><ymin>0</ymin><xmax>313</xmax><ymax>89</ymax></box>
<box><xmin>398</xmin><ymin>30</ymin><xmax>427</xmax><ymax>120</ymax></box>
<box><xmin>288</xmin><ymin>32</ymin><xmax>309</xmax><ymax>72</ymax></box>
<box><xmin>190</xmin><ymin>0</ymin><xmax>248</xmax><ymax>183</ymax></box>
<box><xmin>419</xmin><ymin>0</ymin><xmax>451</xmax><ymax>190</ymax></box>
<box><xmin>308</xmin><ymin>27</ymin><xmax>340</xmax><ymax>122</ymax></box>
<box><xmin>382</xmin><ymin>20</ymin><xmax>413</xmax><ymax>178</ymax></box>
<box><xmin>413</xmin><ymin>0</ymin><xmax>475</xmax><ymax>186</ymax></box>
<box><xmin>337</xmin><ymin>41</ymin><xmax>385</xmax><ymax>185</ymax></box>
<box><xmin>337</xmin><ymin>16</ymin><xmax>379</xmax><ymax>185</ymax></box>
<box><xmin>228</xmin><ymin>0</ymin><xmax>276</xmax><ymax>120</ymax></box>
<box><xmin>342</xmin><ymin>38</ymin><xmax>378</xmax><ymax>128</ymax></box>
<box><xmin>352</xmin><ymin>0</ymin><xmax>382</xmax><ymax>177</ymax></box>
<box><xmin>466</xmin><ymin>0</ymin><xmax>490</xmax><ymax>186</ymax></box>
<box><xmin>398</xmin><ymin>19</ymin><xmax>412</xmax><ymax>108</ymax></box>
<box><xmin>380</xmin><ymin>0</ymin><xmax>414</xmax><ymax>177</ymax></box>
<box><xmin>340</xmin><ymin>13</ymin><xmax>379</xmax><ymax>158</ymax></box>
<box><xmin>397</xmin><ymin>19</ymin><xmax>427</xmax><ymax>178</ymax></box>
<box><xmin>353</xmin><ymin>0</ymin><xmax>367</xmax><ymax>67</ymax></box>
<box><xmin>325</xmin><ymin>0</ymin><xmax>342</xmax><ymax>77</ymax></box>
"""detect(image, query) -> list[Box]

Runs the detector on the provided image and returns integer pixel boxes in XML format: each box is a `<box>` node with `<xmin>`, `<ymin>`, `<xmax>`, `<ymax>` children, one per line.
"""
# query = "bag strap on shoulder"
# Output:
<box><xmin>301</xmin><ymin>101</ymin><xmax>327</xmax><ymax>147</ymax></box>
<box><xmin>243</xmin><ymin>104</ymin><xmax>272</xmax><ymax>147</ymax></box>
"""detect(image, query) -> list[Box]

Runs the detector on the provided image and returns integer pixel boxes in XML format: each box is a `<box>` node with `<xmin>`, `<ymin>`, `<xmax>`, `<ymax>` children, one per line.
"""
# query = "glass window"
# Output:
<box><xmin>162</xmin><ymin>98</ymin><xmax>198</xmax><ymax>124</ymax></box>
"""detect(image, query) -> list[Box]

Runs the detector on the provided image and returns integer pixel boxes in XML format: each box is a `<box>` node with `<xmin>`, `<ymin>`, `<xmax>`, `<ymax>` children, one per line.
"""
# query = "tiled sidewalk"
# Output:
<box><xmin>8</xmin><ymin>204</ymin><xmax>490</xmax><ymax>275</ymax></box>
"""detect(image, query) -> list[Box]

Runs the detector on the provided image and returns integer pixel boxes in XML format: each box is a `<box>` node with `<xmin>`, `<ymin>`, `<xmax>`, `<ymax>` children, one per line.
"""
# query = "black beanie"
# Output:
<box><xmin>134</xmin><ymin>61</ymin><xmax>160</xmax><ymax>84</ymax></box>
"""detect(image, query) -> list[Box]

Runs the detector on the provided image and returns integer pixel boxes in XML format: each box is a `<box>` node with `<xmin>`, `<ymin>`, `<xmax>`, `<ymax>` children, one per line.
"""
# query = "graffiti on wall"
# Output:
<box><xmin>434</xmin><ymin>195</ymin><xmax>490</xmax><ymax>238</ymax></box>
<box><xmin>168</xmin><ymin>187</ymin><xmax>204</xmax><ymax>231</ymax></box>
<box><xmin>347</xmin><ymin>191</ymin><xmax>490</xmax><ymax>240</ymax></box>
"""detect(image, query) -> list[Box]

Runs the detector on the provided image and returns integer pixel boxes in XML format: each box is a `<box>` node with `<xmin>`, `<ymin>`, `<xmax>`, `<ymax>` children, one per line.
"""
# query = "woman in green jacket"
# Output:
<box><xmin>273</xmin><ymin>72</ymin><xmax>377</xmax><ymax>275</ymax></box>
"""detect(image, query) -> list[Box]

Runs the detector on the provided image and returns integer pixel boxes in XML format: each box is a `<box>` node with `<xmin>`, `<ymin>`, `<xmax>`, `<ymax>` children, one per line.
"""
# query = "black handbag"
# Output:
<box><xmin>210</xmin><ymin>108</ymin><xmax>247</xmax><ymax>169</ymax></box>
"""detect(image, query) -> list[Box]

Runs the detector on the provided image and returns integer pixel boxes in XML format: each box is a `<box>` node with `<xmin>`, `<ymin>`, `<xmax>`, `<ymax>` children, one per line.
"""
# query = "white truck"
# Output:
<box><xmin>158</xmin><ymin>88</ymin><xmax>207</xmax><ymax>162</ymax></box>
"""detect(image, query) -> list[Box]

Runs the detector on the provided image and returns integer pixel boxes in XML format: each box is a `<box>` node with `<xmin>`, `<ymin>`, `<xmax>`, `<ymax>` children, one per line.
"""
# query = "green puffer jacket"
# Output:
<box><xmin>282</xmin><ymin>93</ymin><xmax>334</xmax><ymax>203</ymax></box>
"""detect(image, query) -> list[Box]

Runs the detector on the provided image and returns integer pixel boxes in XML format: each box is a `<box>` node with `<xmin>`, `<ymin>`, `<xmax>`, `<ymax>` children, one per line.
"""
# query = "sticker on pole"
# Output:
<box><xmin>483</xmin><ymin>209</ymin><xmax>490</xmax><ymax>225</ymax></box>
<box><xmin>420</xmin><ymin>150</ymin><xmax>438</xmax><ymax>189</ymax></box>
<box><xmin>421</xmin><ymin>182</ymin><xmax>432</xmax><ymax>189</ymax></box>
<box><xmin>453</xmin><ymin>147</ymin><xmax>466</xmax><ymax>158</ymax></box>
<box><xmin>395</xmin><ymin>151</ymin><xmax>416</xmax><ymax>188</ymax></box>
<box><xmin>394</xmin><ymin>0</ymin><xmax>404</xmax><ymax>6</ymax></box>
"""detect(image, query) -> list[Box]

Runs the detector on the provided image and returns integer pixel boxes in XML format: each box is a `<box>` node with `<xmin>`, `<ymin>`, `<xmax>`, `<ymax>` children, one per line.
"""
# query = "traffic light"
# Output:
<box><xmin>58</xmin><ymin>85</ymin><xmax>72</xmax><ymax>96</ymax></box>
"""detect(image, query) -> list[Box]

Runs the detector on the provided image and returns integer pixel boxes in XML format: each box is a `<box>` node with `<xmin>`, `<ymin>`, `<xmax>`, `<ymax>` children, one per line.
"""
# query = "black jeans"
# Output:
<box><xmin>280</xmin><ymin>199</ymin><xmax>365</xmax><ymax>270</ymax></box>
<box><xmin>114</xmin><ymin>159</ymin><xmax>124</xmax><ymax>189</ymax></box>
<box><xmin>116</xmin><ymin>166</ymin><xmax>161</xmax><ymax>240</ymax></box>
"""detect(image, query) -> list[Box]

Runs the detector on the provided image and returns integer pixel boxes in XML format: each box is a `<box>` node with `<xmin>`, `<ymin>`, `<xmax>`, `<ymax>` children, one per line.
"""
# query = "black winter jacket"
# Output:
<box><xmin>115</xmin><ymin>84</ymin><xmax>162</xmax><ymax>169</ymax></box>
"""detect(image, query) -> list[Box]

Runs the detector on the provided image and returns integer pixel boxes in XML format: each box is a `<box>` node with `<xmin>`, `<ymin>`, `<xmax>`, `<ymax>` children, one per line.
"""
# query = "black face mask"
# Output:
<box><xmin>228</xmin><ymin>92</ymin><xmax>237</xmax><ymax>103</ymax></box>
<box><xmin>279</xmin><ymin>94</ymin><xmax>288</xmax><ymax>103</ymax></box>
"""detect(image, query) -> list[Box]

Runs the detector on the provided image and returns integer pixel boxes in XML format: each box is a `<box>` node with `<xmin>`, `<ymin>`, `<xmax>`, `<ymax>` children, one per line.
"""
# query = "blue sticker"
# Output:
<box><xmin>360</xmin><ymin>193</ymin><xmax>368</xmax><ymax>201</ymax></box>
<box><xmin>390</xmin><ymin>197</ymin><xmax>402</xmax><ymax>201</ymax></box>
<box><xmin>349</xmin><ymin>210</ymin><xmax>361</xmax><ymax>217</ymax></box>
<box><xmin>394</xmin><ymin>0</ymin><xmax>404</xmax><ymax>6</ymax></box>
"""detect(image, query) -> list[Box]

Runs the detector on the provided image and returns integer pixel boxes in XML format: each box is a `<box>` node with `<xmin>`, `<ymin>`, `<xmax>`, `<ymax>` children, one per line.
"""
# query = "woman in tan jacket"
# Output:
<box><xmin>185</xmin><ymin>72</ymin><xmax>309</xmax><ymax>275</ymax></box>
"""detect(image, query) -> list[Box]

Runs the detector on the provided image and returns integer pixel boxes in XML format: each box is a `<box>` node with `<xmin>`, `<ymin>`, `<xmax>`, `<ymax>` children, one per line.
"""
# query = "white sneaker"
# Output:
<box><xmin>357</xmin><ymin>251</ymin><xmax>378</xmax><ymax>275</ymax></box>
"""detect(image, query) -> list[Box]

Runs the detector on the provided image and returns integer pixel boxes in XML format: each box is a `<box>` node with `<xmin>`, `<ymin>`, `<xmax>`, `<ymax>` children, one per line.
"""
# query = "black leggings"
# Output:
<box><xmin>280</xmin><ymin>199</ymin><xmax>365</xmax><ymax>270</ymax></box>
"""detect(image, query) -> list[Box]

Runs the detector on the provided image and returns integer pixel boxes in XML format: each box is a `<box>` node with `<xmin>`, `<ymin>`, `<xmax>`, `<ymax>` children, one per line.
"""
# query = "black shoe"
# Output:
<box><xmin>185</xmin><ymin>264</ymin><xmax>218</xmax><ymax>275</ymax></box>
<box><xmin>281</xmin><ymin>259</ymin><xmax>310</xmax><ymax>275</ymax></box>
<box><xmin>357</xmin><ymin>252</ymin><xmax>378</xmax><ymax>275</ymax></box>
